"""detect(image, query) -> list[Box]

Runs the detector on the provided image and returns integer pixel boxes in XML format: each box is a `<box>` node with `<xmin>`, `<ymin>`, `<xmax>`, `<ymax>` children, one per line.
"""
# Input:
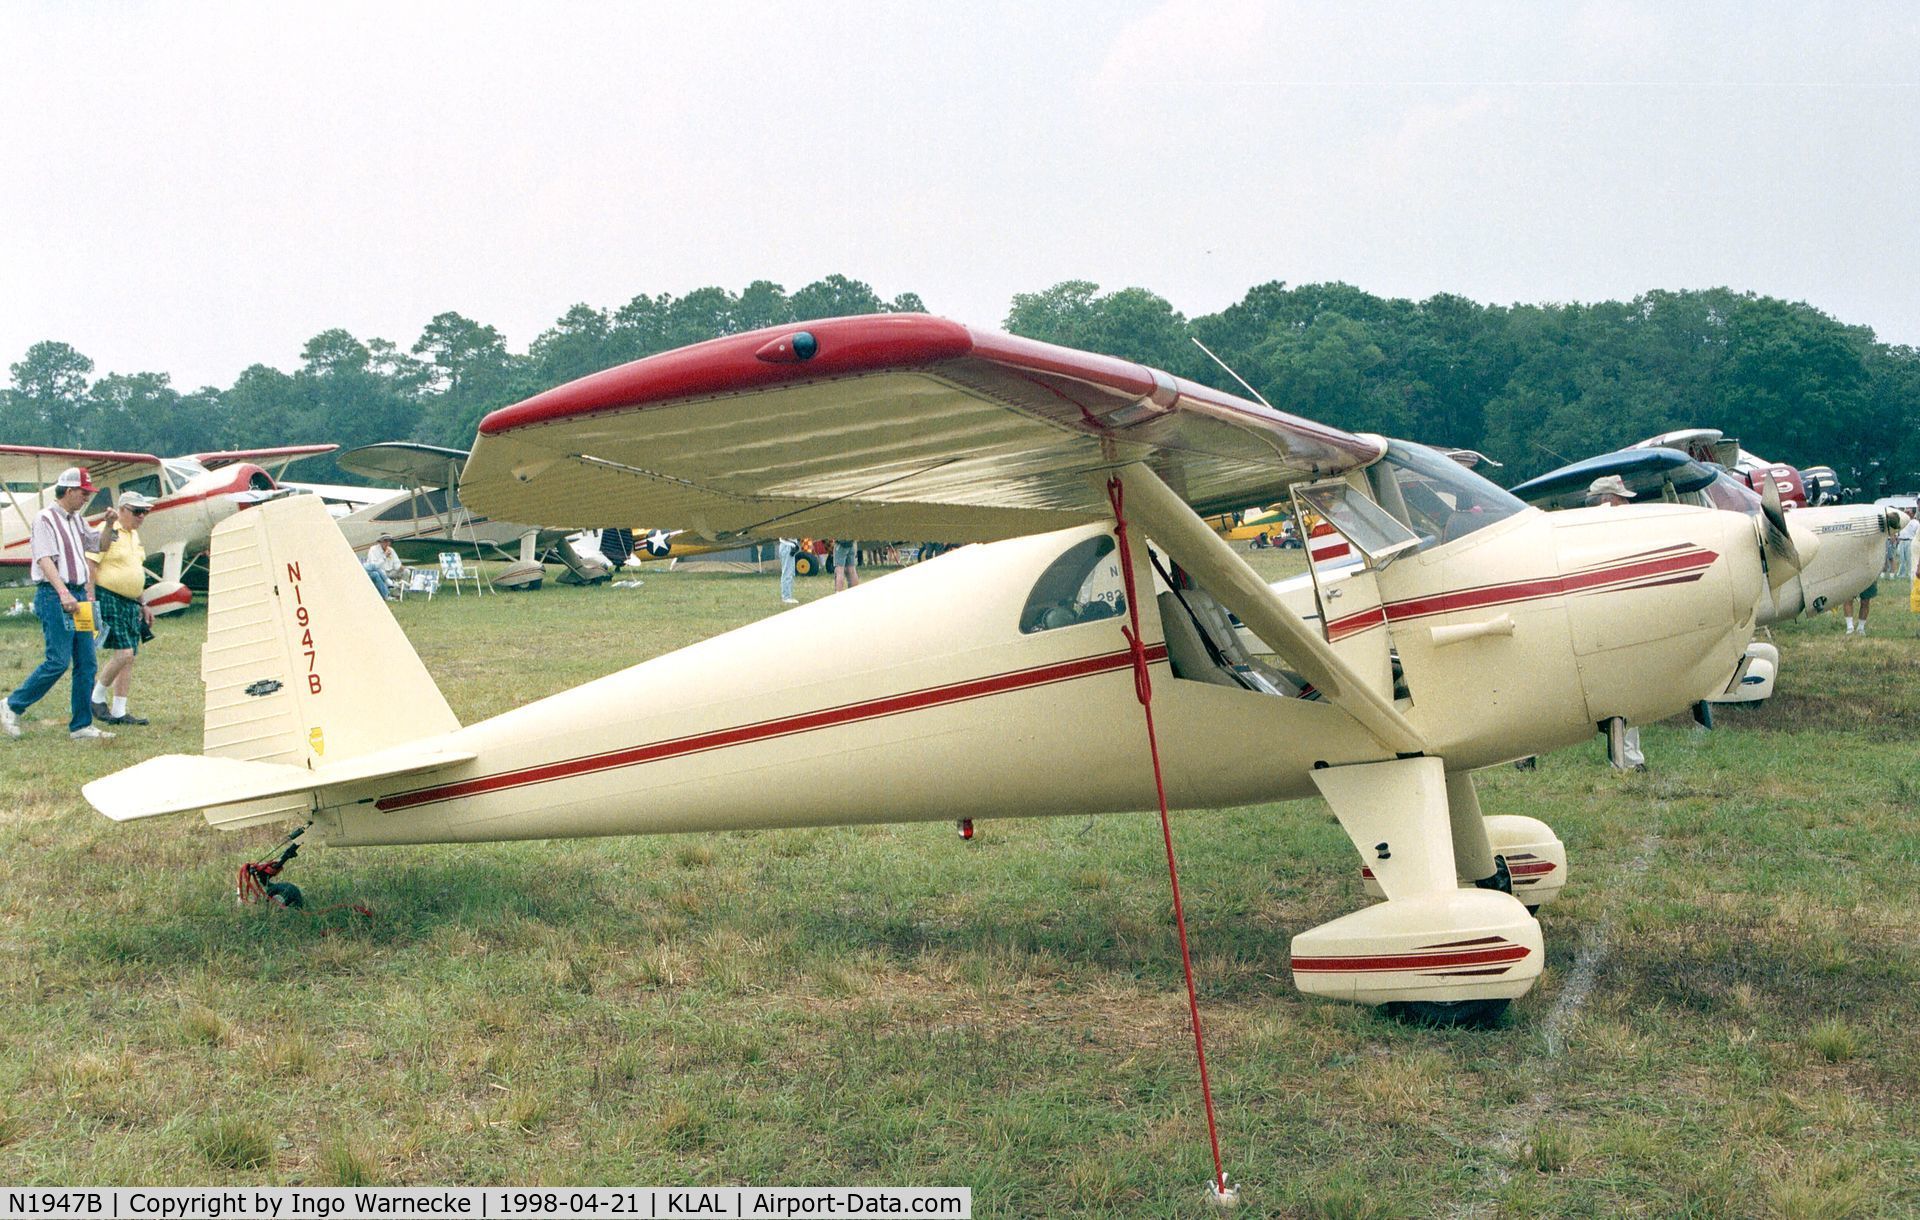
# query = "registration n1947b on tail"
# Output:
<box><xmin>88</xmin><ymin>314</ymin><xmax>1776</xmax><ymax>1024</ymax></box>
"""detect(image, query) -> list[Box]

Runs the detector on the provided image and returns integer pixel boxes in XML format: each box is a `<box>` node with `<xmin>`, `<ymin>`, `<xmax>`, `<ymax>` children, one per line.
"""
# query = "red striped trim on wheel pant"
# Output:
<box><xmin>1292</xmin><ymin>940</ymin><xmax>1532</xmax><ymax>974</ymax></box>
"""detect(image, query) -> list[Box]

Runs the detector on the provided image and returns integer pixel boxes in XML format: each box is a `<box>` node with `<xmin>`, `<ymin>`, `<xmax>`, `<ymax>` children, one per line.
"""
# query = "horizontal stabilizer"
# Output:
<box><xmin>84</xmin><ymin>748</ymin><xmax>476</xmax><ymax>823</ymax></box>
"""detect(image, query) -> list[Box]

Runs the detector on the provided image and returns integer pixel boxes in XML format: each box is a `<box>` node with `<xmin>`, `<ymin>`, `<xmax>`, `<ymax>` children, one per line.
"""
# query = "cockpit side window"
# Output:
<box><xmin>1372</xmin><ymin>441</ymin><xmax>1528</xmax><ymax>550</ymax></box>
<box><xmin>1020</xmin><ymin>535</ymin><xmax>1127</xmax><ymax>633</ymax></box>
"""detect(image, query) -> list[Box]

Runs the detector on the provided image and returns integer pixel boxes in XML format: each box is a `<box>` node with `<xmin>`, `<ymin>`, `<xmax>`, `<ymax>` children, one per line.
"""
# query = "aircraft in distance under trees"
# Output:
<box><xmin>88</xmin><ymin>315</ymin><xmax>1784</xmax><ymax>1026</ymax></box>
<box><xmin>322</xmin><ymin>441</ymin><xmax>611</xmax><ymax>590</ymax></box>
<box><xmin>1</xmin><ymin>443</ymin><xmax>335</xmax><ymax>614</ymax></box>
<box><xmin>1511</xmin><ymin>442</ymin><xmax>1903</xmax><ymax>704</ymax></box>
<box><xmin>1634</xmin><ymin>427</ymin><xmax>1841</xmax><ymax>508</ymax></box>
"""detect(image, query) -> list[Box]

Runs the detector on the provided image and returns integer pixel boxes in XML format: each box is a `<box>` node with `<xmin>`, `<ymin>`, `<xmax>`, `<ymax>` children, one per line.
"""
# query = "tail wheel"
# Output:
<box><xmin>793</xmin><ymin>553</ymin><xmax>819</xmax><ymax>577</ymax></box>
<box><xmin>1383</xmin><ymin>998</ymin><xmax>1510</xmax><ymax>1029</ymax></box>
<box><xmin>264</xmin><ymin>881</ymin><xmax>304</xmax><ymax>910</ymax></box>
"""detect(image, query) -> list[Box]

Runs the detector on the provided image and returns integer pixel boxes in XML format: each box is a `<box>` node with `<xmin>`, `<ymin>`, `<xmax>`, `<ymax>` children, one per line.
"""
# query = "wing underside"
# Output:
<box><xmin>461</xmin><ymin>315</ymin><xmax>1382</xmax><ymax>542</ymax></box>
<box><xmin>0</xmin><ymin>445</ymin><xmax>163</xmax><ymax>491</ymax></box>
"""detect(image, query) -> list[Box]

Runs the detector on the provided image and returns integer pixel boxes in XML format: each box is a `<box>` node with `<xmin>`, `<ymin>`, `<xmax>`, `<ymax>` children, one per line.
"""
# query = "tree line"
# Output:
<box><xmin>5</xmin><ymin>274</ymin><xmax>1916</xmax><ymax>495</ymax></box>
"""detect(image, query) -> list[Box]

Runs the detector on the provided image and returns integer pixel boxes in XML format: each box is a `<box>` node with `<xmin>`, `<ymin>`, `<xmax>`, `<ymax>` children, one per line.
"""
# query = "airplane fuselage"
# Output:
<box><xmin>309</xmin><ymin>502</ymin><xmax>1758</xmax><ymax>849</ymax></box>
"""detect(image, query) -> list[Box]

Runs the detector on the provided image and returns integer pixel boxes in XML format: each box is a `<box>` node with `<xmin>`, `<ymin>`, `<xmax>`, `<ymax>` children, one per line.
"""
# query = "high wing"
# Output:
<box><xmin>461</xmin><ymin>314</ymin><xmax>1384</xmax><ymax>542</ymax></box>
<box><xmin>1634</xmin><ymin>428</ymin><xmax>1740</xmax><ymax>469</ymax></box>
<box><xmin>192</xmin><ymin>444</ymin><xmax>338</xmax><ymax>473</ymax></box>
<box><xmin>1510</xmin><ymin>447</ymin><xmax>1719</xmax><ymax>510</ymax></box>
<box><xmin>0</xmin><ymin>444</ymin><xmax>163</xmax><ymax>490</ymax></box>
<box><xmin>338</xmin><ymin>442</ymin><xmax>471</xmax><ymax>490</ymax></box>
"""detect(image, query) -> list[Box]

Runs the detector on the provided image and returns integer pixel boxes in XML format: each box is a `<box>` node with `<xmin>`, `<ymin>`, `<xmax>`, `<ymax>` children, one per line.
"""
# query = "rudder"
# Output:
<box><xmin>203</xmin><ymin>495</ymin><xmax>460</xmax><ymax>771</ymax></box>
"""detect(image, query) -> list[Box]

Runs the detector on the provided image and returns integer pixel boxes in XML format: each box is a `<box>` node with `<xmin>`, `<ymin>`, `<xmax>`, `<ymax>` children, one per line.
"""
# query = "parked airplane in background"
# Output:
<box><xmin>1634</xmin><ymin>427</ymin><xmax>1841</xmax><ymax>507</ymax></box>
<box><xmin>1</xmin><ymin>443</ymin><xmax>335</xmax><ymax>613</ymax></box>
<box><xmin>282</xmin><ymin>480</ymin><xmax>398</xmax><ymax>520</ymax></box>
<box><xmin>327</xmin><ymin>442</ymin><xmax>610</xmax><ymax>590</ymax></box>
<box><xmin>91</xmin><ymin>314</ymin><xmax>1777</xmax><ymax>1030</ymax></box>
<box><xmin>1512</xmin><ymin>444</ymin><xmax>1904</xmax><ymax>702</ymax></box>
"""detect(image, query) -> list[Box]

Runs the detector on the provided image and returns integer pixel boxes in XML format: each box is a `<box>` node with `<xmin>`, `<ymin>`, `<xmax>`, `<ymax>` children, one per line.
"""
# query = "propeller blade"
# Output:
<box><xmin>1757</xmin><ymin>474</ymin><xmax>1801</xmax><ymax>590</ymax></box>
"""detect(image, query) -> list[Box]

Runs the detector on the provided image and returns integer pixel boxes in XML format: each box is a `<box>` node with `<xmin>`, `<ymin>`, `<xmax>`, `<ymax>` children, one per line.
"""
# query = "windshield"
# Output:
<box><xmin>162</xmin><ymin>457</ymin><xmax>206</xmax><ymax>491</ymax></box>
<box><xmin>1369</xmin><ymin>441</ymin><xmax>1528</xmax><ymax>549</ymax></box>
<box><xmin>1701</xmin><ymin>470</ymin><xmax>1762</xmax><ymax>515</ymax></box>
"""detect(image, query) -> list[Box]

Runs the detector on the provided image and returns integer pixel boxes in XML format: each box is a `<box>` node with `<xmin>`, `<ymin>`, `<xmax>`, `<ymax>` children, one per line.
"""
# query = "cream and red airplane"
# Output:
<box><xmin>86</xmin><ymin>315</ymin><xmax>1779</xmax><ymax>1025</ymax></box>
<box><xmin>2</xmin><ymin>443</ymin><xmax>335</xmax><ymax>613</ymax></box>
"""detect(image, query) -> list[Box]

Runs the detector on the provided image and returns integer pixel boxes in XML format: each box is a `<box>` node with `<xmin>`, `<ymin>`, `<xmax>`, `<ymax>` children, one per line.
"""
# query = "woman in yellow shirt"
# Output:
<box><xmin>86</xmin><ymin>490</ymin><xmax>156</xmax><ymax>726</ymax></box>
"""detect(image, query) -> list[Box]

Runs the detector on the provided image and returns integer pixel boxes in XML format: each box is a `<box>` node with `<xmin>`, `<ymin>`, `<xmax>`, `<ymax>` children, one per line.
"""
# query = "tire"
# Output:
<box><xmin>264</xmin><ymin>881</ymin><xmax>305</xmax><ymax>910</ymax></box>
<box><xmin>1382</xmin><ymin>998</ymin><xmax>1510</xmax><ymax>1029</ymax></box>
<box><xmin>793</xmin><ymin>553</ymin><xmax>819</xmax><ymax>578</ymax></box>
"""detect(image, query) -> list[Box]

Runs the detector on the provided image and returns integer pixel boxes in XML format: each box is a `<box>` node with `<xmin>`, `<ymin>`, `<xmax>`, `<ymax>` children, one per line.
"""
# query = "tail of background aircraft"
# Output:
<box><xmin>84</xmin><ymin>497</ymin><xmax>473</xmax><ymax>827</ymax></box>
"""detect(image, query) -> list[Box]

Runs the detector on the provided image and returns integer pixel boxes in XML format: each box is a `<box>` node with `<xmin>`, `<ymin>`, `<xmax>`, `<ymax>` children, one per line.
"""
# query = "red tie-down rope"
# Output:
<box><xmin>1105</xmin><ymin>475</ymin><xmax>1229</xmax><ymax>1201</ymax></box>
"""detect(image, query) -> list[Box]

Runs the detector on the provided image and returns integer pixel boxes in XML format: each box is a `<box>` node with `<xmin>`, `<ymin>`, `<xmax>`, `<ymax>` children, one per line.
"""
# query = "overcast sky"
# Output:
<box><xmin>4</xmin><ymin>0</ymin><xmax>1917</xmax><ymax>391</ymax></box>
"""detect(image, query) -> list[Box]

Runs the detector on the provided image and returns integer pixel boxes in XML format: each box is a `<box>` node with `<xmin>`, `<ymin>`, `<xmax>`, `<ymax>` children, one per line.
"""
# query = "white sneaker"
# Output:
<box><xmin>70</xmin><ymin>724</ymin><xmax>115</xmax><ymax>741</ymax></box>
<box><xmin>782</xmin><ymin>597</ymin><xmax>799</xmax><ymax>605</ymax></box>
<box><xmin>0</xmin><ymin>703</ymin><xmax>19</xmax><ymax>738</ymax></box>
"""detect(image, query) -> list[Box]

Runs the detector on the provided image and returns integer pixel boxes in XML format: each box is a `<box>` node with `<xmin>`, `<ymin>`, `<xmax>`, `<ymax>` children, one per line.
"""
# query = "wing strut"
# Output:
<box><xmin>1107</xmin><ymin>463</ymin><xmax>1427</xmax><ymax>756</ymax></box>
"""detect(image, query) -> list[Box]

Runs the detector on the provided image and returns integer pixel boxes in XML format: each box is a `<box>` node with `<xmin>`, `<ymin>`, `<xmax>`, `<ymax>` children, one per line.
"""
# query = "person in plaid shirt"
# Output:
<box><xmin>2</xmin><ymin>466</ymin><xmax>110</xmax><ymax>740</ymax></box>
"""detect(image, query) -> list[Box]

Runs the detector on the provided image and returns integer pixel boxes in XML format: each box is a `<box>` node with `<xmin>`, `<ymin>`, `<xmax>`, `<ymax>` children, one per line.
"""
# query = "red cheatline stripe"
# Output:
<box><xmin>1326</xmin><ymin>606</ymin><xmax>1385</xmax><ymax>642</ymax></box>
<box><xmin>1292</xmin><ymin>943</ymin><xmax>1531</xmax><ymax>973</ymax></box>
<box><xmin>1567</xmin><ymin>542</ymin><xmax>1691</xmax><ymax>571</ymax></box>
<box><xmin>1510</xmin><ymin>861</ymin><xmax>1556</xmax><ymax>877</ymax></box>
<box><xmin>1387</xmin><ymin>548</ymin><xmax>1717</xmax><ymax>624</ymax></box>
<box><xmin>1322</xmin><ymin>546</ymin><xmax>1718</xmax><ymax>637</ymax></box>
<box><xmin>376</xmin><ymin>642</ymin><xmax>1171</xmax><ymax>812</ymax></box>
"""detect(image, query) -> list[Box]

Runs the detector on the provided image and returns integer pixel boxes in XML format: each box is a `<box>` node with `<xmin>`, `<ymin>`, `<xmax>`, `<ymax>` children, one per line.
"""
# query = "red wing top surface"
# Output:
<box><xmin>462</xmin><ymin>314</ymin><xmax>1383</xmax><ymax>542</ymax></box>
<box><xmin>0</xmin><ymin>445</ymin><xmax>163</xmax><ymax>491</ymax></box>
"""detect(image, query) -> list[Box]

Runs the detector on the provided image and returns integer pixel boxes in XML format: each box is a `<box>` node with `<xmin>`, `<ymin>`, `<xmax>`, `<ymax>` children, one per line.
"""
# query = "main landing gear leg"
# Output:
<box><xmin>1447</xmin><ymin>771</ymin><xmax>1502</xmax><ymax>891</ymax></box>
<box><xmin>1293</xmin><ymin>758</ymin><xmax>1542</xmax><ymax>1029</ymax></box>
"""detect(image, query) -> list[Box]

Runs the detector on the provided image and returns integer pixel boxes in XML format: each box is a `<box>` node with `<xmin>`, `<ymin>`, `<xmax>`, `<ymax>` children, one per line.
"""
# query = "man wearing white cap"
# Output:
<box><xmin>87</xmin><ymin>489</ymin><xmax>158</xmax><ymax>726</ymax></box>
<box><xmin>2</xmin><ymin>467</ymin><xmax>111</xmax><ymax>740</ymax></box>
<box><xmin>1585</xmin><ymin>473</ymin><xmax>1645</xmax><ymax>768</ymax></box>
<box><xmin>1584</xmin><ymin>474</ymin><xmax>1638</xmax><ymax>507</ymax></box>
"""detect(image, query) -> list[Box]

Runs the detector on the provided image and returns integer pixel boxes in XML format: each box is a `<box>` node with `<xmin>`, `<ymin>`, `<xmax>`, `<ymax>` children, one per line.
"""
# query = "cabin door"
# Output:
<box><xmin>1291</xmin><ymin>478</ymin><xmax>1421</xmax><ymax>704</ymax></box>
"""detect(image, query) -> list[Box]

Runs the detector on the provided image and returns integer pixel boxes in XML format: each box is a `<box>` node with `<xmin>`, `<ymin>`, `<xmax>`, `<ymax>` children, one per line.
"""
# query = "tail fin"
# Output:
<box><xmin>202</xmin><ymin>494</ymin><xmax>460</xmax><ymax>769</ymax></box>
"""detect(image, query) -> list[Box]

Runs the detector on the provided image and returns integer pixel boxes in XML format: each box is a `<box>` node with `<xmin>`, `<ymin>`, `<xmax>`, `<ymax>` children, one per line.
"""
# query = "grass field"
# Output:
<box><xmin>1</xmin><ymin>553</ymin><xmax>1917</xmax><ymax>1217</ymax></box>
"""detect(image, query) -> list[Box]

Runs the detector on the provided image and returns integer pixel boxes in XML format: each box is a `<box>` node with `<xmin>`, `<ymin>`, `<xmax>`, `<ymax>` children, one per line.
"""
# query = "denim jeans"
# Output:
<box><xmin>365</xmin><ymin>563</ymin><xmax>392</xmax><ymax>599</ymax></box>
<box><xmin>8</xmin><ymin>581</ymin><xmax>97</xmax><ymax>732</ymax></box>
<box><xmin>777</xmin><ymin>539</ymin><xmax>797</xmax><ymax>600</ymax></box>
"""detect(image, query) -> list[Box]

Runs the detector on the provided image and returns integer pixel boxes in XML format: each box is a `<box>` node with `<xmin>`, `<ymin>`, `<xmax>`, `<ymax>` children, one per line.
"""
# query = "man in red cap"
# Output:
<box><xmin>2</xmin><ymin>466</ymin><xmax>112</xmax><ymax>741</ymax></box>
